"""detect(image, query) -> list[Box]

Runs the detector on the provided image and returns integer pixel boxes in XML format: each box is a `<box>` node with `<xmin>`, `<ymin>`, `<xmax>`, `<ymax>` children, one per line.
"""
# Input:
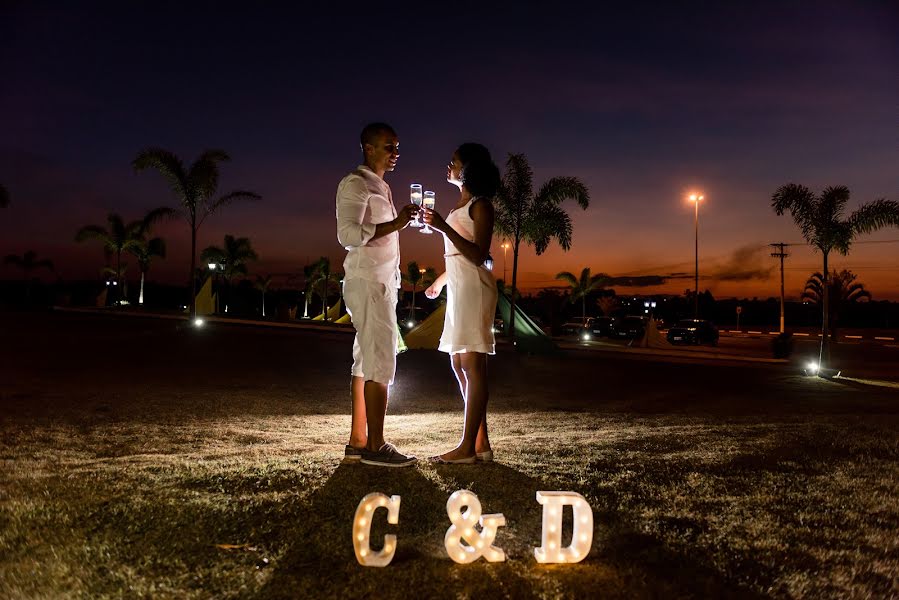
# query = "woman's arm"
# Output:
<box><xmin>424</xmin><ymin>199</ymin><xmax>495</xmax><ymax>266</ymax></box>
<box><xmin>425</xmin><ymin>272</ymin><xmax>448</xmax><ymax>299</ymax></box>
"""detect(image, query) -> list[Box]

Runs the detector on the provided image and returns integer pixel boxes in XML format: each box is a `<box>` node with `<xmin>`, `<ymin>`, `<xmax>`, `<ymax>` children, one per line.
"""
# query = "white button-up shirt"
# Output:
<box><xmin>336</xmin><ymin>165</ymin><xmax>401</xmax><ymax>288</ymax></box>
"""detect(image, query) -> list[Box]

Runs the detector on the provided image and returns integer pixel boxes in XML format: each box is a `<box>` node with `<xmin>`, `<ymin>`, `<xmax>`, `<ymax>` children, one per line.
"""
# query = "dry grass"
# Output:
<box><xmin>2</xmin><ymin>413</ymin><xmax>897</xmax><ymax>599</ymax></box>
<box><xmin>1</xmin><ymin>312</ymin><xmax>898</xmax><ymax>598</ymax></box>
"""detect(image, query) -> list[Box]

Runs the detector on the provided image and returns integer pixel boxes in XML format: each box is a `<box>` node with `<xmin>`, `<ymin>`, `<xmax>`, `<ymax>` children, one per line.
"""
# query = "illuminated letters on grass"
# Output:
<box><xmin>353</xmin><ymin>492</ymin><xmax>401</xmax><ymax>567</ymax></box>
<box><xmin>353</xmin><ymin>490</ymin><xmax>593</xmax><ymax>566</ymax></box>
<box><xmin>444</xmin><ymin>489</ymin><xmax>506</xmax><ymax>563</ymax></box>
<box><xmin>534</xmin><ymin>491</ymin><xmax>593</xmax><ymax>563</ymax></box>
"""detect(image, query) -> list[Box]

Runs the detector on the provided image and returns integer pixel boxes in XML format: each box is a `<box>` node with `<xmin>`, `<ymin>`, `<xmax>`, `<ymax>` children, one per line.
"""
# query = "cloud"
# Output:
<box><xmin>708</xmin><ymin>245</ymin><xmax>775</xmax><ymax>282</ymax></box>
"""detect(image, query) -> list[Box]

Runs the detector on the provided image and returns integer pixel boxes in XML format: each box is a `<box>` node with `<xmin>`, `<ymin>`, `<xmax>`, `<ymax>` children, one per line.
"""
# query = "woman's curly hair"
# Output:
<box><xmin>456</xmin><ymin>143</ymin><xmax>500</xmax><ymax>199</ymax></box>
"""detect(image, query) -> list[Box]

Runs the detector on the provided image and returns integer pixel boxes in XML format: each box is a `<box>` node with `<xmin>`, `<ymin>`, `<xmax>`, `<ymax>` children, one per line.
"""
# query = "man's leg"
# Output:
<box><xmin>363</xmin><ymin>380</ymin><xmax>389</xmax><ymax>451</ymax></box>
<box><xmin>348</xmin><ymin>376</ymin><xmax>367</xmax><ymax>448</ymax></box>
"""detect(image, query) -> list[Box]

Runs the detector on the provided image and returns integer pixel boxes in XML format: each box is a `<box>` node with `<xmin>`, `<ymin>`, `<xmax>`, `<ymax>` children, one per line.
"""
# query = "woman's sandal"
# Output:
<box><xmin>476</xmin><ymin>450</ymin><xmax>494</xmax><ymax>463</ymax></box>
<box><xmin>428</xmin><ymin>454</ymin><xmax>478</xmax><ymax>465</ymax></box>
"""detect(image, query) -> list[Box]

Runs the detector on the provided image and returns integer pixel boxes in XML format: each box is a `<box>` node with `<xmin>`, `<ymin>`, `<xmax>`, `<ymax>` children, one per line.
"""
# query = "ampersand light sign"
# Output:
<box><xmin>353</xmin><ymin>492</ymin><xmax>401</xmax><ymax>567</ymax></box>
<box><xmin>534</xmin><ymin>491</ymin><xmax>593</xmax><ymax>563</ymax></box>
<box><xmin>444</xmin><ymin>489</ymin><xmax>506</xmax><ymax>563</ymax></box>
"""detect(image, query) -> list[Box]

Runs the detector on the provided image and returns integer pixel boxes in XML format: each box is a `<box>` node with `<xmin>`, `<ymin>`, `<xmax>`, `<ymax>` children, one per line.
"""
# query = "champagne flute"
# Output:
<box><xmin>410</xmin><ymin>183</ymin><xmax>422</xmax><ymax>227</ymax></box>
<box><xmin>420</xmin><ymin>191</ymin><xmax>436</xmax><ymax>234</ymax></box>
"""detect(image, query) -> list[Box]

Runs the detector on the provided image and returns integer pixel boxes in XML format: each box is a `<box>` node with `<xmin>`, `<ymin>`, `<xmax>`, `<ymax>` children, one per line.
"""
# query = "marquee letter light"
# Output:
<box><xmin>444</xmin><ymin>489</ymin><xmax>506</xmax><ymax>563</ymax></box>
<box><xmin>353</xmin><ymin>493</ymin><xmax>401</xmax><ymax>567</ymax></box>
<box><xmin>534</xmin><ymin>491</ymin><xmax>593</xmax><ymax>564</ymax></box>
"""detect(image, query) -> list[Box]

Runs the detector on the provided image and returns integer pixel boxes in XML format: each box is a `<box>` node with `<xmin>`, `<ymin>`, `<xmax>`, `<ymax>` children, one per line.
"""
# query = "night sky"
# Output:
<box><xmin>2</xmin><ymin>2</ymin><xmax>897</xmax><ymax>299</ymax></box>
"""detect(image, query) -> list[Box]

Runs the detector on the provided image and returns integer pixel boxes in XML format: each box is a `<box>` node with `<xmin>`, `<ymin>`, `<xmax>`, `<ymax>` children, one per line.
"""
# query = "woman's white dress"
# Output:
<box><xmin>438</xmin><ymin>198</ymin><xmax>498</xmax><ymax>355</ymax></box>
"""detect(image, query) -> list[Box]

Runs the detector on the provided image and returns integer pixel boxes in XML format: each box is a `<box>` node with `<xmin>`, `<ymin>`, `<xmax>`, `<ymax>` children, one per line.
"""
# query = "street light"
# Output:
<box><xmin>500</xmin><ymin>241</ymin><xmax>510</xmax><ymax>283</ymax></box>
<box><xmin>688</xmin><ymin>193</ymin><xmax>704</xmax><ymax>318</ymax></box>
<box><xmin>208</xmin><ymin>261</ymin><xmax>224</xmax><ymax>314</ymax></box>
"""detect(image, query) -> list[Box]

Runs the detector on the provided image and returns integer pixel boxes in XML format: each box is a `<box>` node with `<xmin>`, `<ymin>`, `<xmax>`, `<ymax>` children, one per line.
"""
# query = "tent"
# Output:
<box><xmin>313</xmin><ymin>298</ymin><xmax>343</xmax><ymax>321</ymax></box>
<box><xmin>403</xmin><ymin>293</ymin><xmax>557</xmax><ymax>354</ymax></box>
<box><xmin>193</xmin><ymin>276</ymin><xmax>216</xmax><ymax>315</ymax></box>
<box><xmin>638</xmin><ymin>317</ymin><xmax>671</xmax><ymax>349</ymax></box>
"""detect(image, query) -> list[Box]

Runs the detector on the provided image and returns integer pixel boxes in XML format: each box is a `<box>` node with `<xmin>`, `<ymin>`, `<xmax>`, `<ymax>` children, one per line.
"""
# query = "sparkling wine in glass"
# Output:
<box><xmin>410</xmin><ymin>183</ymin><xmax>422</xmax><ymax>227</ymax></box>
<box><xmin>421</xmin><ymin>191</ymin><xmax>436</xmax><ymax>234</ymax></box>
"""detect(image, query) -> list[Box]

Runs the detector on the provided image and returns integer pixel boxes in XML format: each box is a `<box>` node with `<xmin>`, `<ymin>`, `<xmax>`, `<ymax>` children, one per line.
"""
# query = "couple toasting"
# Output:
<box><xmin>336</xmin><ymin>122</ymin><xmax>500</xmax><ymax>468</ymax></box>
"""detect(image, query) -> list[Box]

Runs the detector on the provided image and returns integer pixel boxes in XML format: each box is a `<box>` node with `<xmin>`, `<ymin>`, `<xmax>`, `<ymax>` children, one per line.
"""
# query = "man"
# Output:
<box><xmin>336</xmin><ymin>122</ymin><xmax>418</xmax><ymax>467</ymax></box>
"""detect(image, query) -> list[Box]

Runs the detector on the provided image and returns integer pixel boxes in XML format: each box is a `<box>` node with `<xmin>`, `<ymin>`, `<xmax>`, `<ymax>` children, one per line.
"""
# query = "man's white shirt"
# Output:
<box><xmin>336</xmin><ymin>165</ymin><xmax>401</xmax><ymax>288</ymax></box>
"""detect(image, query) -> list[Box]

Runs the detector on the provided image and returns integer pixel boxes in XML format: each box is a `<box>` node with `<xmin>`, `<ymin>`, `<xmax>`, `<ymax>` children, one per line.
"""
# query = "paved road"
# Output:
<box><xmin>2</xmin><ymin>311</ymin><xmax>897</xmax><ymax>424</ymax></box>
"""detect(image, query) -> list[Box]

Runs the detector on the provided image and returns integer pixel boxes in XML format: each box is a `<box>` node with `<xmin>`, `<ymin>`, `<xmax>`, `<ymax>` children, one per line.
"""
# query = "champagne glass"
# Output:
<box><xmin>420</xmin><ymin>191</ymin><xmax>436</xmax><ymax>234</ymax></box>
<box><xmin>410</xmin><ymin>183</ymin><xmax>422</xmax><ymax>227</ymax></box>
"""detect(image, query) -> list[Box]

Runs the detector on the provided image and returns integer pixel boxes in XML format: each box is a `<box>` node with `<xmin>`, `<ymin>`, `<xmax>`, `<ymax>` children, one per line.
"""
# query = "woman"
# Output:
<box><xmin>422</xmin><ymin>143</ymin><xmax>500</xmax><ymax>464</ymax></box>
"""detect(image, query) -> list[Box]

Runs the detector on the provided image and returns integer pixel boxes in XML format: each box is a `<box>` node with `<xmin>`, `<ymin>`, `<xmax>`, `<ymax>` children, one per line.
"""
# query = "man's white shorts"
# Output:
<box><xmin>343</xmin><ymin>278</ymin><xmax>398</xmax><ymax>385</ymax></box>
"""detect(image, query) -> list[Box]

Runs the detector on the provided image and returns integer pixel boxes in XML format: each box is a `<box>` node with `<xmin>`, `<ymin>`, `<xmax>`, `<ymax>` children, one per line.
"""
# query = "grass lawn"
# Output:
<box><xmin>1</xmin><ymin>311</ymin><xmax>897</xmax><ymax>598</ymax></box>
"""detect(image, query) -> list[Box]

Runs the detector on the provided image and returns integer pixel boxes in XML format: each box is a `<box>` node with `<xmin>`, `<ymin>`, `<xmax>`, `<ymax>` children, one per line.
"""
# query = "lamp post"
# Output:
<box><xmin>208</xmin><ymin>262</ymin><xmax>223</xmax><ymax>314</ymax></box>
<box><xmin>688</xmin><ymin>193</ymin><xmax>704</xmax><ymax>318</ymax></box>
<box><xmin>500</xmin><ymin>241</ymin><xmax>509</xmax><ymax>283</ymax></box>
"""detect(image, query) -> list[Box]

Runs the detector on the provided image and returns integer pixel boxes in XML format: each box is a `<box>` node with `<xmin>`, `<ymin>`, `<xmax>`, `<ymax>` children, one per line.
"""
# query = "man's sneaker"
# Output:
<box><xmin>344</xmin><ymin>445</ymin><xmax>364</xmax><ymax>462</ymax></box>
<box><xmin>360</xmin><ymin>442</ymin><xmax>417</xmax><ymax>468</ymax></box>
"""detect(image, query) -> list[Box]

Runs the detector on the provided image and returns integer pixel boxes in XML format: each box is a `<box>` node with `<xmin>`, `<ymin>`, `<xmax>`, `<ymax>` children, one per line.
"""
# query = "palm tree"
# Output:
<box><xmin>0</xmin><ymin>184</ymin><xmax>9</xmax><ymax>208</ymax></box>
<box><xmin>200</xmin><ymin>235</ymin><xmax>258</xmax><ymax>313</ymax></box>
<box><xmin>401</xmin><ymin>261</ymin><xmax>437</xmax><ymax>321</ymax></box>
<box><xmin>494</xmin><ymin>153</ymin><xmax>590</xmax><ymax>336</ymax></box>
<box><xmin>75</xmin><ymin>209</ymin><xmax>169</xmax><ymax>305</ymax></box>
<box><xmin>772</xmin><ymin>184</ymin><xmax>898</xmax><ymax>368</ymax></box>
<box><xmin>133</xmin><ymin>148</ymin><xmax>261</xmax><ymax>318</ymax></box>
<box><xmin>801</xmin><ymin>269</ymin><xmax>871</xmax><ymax>340</ymax></box>
<box><xmin>306</xmin><ymin>257</ymin><xmax>340</xmax><ymax>321</ymax></box>
<box><xmin>3</xmin><ymin>250</ymin><xmax>54</xmax><ymax>304</ymax></box>
<box><xmin>128</xmin><ymin>236</ymin><xmax>166</xmax><ymax>305</ymax></box>
<box><xmin>555</xmin><ymin>268</ymin><xmax>609</xmax><ymax>323</ymax></box>
<box><xmin>254</xmin><ymin>274</ymin><xmax>272</xmax><ymax>317</ymax></box>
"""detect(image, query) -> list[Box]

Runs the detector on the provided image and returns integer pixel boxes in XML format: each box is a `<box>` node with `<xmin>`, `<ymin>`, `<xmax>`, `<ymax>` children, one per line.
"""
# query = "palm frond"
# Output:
<box><xmin>75</xmin><ymin>224</ymin><xmax>111</xmax><ymax>244</ymax></box>
<box><xmin>818</xmin><ymin>185</ymin><xmax>850</xmax><ymax>223</ymax></box>
<box><xmin>200</xmin><ymin>245</ymin><xmax>225</xmax><ymax>264</ymax></box>
<box><xmin>201</xmin><ymin>190</ymin><xmax>261</xmax><ymax>225</ymax></box>
<box><xmin>536</xmin><ymin>176</ymin><xmax>590</xmax><ymax>210</ymax></box>
<box><xmin>188</xmin><ymin>149</ymin><xmax>230</xmax><ymax>204</ymax></box>
<box><xmin>3</xmin><ymin>254</ymin><xmax>23</xmax><ymax>267</ymax></box>
<box><xmin>139</xmin><ymin>206</ymin><xmax>179</xmax><ymax>234</ymax></box>
<box><xmin>133</xmin><ymin>148</ymin><xmax>189</xmax><ymax>203</ymax></box>
<box><xmin>527</xmin><ymin>204</ymin><xmax>572</xmax><ymax>254</ymax></box>
<box><xmin>850</xmin><ymin>198</ymin><xmax>899</xmax><ymax>235</ymax></box>
<box><xmin>554</xmin><ymin>271</ymin><xmax>578</xmax><ymax>287</ymax></box>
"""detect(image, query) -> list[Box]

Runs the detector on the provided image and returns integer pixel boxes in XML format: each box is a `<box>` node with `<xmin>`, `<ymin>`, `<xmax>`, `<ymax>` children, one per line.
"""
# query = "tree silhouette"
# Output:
<box><xmin>200</xmin><ymin>235</ymin><xmax>258</xmax><ymax>313</ymax></box>
<box><xmin>494</xmin><ymin>153</ymin><xmax>590</xmax><ymax>337</ymax></box>
<box><xmin>129</xmin><ymin>236</ymin><xmax>166</xmax><ymax>305</ymax></box>
<box><xmin>401</xmin><ymin>261</ymin><xmax>437</xmax><ymax>321</ymax></box>
<box><xmin>75</xmin><ymin>209</ymin><xmax>169</xmax><ymax>305</ymax></box>
<box><xmin>772</xmin><ymin>184</ymin><xmax>897</xmax><ymax>369</ymax></box>
<box><xmin>306</xmin><ymin>257</ymin><xmax>340</xmax><ymax>321</ymax></box>
<box><xmin>801</xmin><ymin>269</ymin><xmax>871</xmax><ymax>341</ymax></box>
<box><xmin>3</xmin><ymin>250</ymin><xmax>54</xmax><ymax>304</ymax></box>
<box><xmin>254</xmin><ymin>274</ymin><xmax>273</xmax><ymax>317</ymax></box>
<box><xmin>133</xmin><ymin>148</ymin><xmax>260</xmax><ymax>318</ymax></box>
<box><xmin>555</xmin><ymin>268</ymin><xmax>609</xmax><ymax>323</ymax></box>
<box><xmin>0</xmin><ymin>184</ymin><xmax>9</xmax><ymax>208</ymax></box>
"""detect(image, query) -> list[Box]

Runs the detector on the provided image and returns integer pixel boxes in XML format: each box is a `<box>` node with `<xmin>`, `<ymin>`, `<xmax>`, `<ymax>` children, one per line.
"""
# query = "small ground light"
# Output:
<box><xmin>406</xmin><ymin>320</ymin><xmax>415</xmax><ymax>329</ymax></box>
<box><xmin>581</xmin><ymin>332</ymin><xmax>591</xmax><ymax>341</ymax></box>
<box><xmin>193</xmin><ymin>318</ymin><xmax>205</xmax><ymax>327</ymax></box>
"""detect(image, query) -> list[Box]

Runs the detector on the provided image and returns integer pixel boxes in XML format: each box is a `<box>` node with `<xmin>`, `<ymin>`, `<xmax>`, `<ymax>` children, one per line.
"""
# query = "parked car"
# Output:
<box><xmin>612</xmin><ymin>316</ymin><xmax>647</xmax><ymax>339</ymax></box>
<box><xmin>666</xmin><ymin>319</ymin><xmax>719</xmax><ymax>345</ymax></box>
<box><xmin>590</xmin><ymin>316</ymin><xmax>617</xmax><ymax>337</ymax></box>
<box><xmin>561</xmin><ymin>317</ymin><xmax>595</xmax><ymax>336</ymax></box>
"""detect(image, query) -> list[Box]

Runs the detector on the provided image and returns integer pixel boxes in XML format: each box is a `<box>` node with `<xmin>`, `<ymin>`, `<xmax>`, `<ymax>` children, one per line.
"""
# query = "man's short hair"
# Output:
<box><xmin>360</xmin><ymin>122</ymin><xmax>396</xmax><ymax>149</ymax></box>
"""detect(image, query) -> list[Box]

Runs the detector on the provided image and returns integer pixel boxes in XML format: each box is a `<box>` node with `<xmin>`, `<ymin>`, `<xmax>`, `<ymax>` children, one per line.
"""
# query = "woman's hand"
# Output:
<box><xmin>421</xmin><ymin>207</ymin><xmax>449</xmax><ymax>233</ymax></box>
<box><xmin>425</xmin><ymin>281</ymin><xmax>444</xmax><ymax>299</ymax></box>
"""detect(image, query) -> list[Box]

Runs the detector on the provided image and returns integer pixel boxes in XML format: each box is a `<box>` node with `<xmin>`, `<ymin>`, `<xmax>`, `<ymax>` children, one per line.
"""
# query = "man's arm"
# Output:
<box><xmin>337</xmin><ymin>177</ymin><xmax>417</xmax><ymax>247</ymax></box>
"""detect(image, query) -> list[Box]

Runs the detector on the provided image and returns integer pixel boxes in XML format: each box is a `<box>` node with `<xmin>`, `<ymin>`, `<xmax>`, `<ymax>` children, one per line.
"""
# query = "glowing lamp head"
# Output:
<box><xmin>193</xmin><ymin>318</ymin><xmax>204</xmax><ymax>327</ymax></box>
<box><xmin>208</xmin><ymin>262</ymin><xmax>216</xmax><ymax>270</ymax></box>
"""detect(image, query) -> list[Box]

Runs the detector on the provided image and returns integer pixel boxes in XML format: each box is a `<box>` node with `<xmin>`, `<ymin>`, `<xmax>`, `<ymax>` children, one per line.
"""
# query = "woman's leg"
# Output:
<box><xmin>440</xmin><ymin>351</ymin><xmax>490</xmax><ymax>460</ymax></box>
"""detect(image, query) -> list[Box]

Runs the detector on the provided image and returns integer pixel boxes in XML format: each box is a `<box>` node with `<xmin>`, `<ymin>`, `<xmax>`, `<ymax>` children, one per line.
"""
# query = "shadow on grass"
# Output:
<box><xmin>260</xmin><ymin>462</ymin><xmax>758</xmax><ymax>599</ymax></box>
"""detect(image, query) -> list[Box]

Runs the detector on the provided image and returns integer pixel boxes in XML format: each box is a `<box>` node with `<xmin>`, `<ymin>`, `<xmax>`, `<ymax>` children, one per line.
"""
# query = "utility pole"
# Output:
<box><xmin>770</xmin><ymin>243</ymin><xmax>789</xmax><ymax>333</ymax></box>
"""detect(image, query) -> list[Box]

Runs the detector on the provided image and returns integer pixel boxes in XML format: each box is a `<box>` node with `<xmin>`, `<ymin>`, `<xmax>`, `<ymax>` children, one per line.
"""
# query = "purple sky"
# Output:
<box><xmin>2</xmin><ymin>2</ymin><xmax>897</xmax><ymax>299</ymax></box>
